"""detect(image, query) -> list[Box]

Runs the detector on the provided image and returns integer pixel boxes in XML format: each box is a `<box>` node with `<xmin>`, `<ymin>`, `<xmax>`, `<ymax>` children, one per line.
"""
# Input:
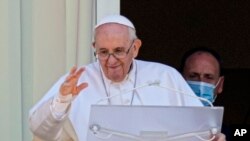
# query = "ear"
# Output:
<box><xmin>132</xmin><ymin>39</ymin><xmax>142</xmax><ymax>58</ymax></box>
<box><xmin>216</xmin><ymin>76</ymin><xmax>224</xmax><ymax>95</ymax></box>
<box><xmin>92</xmin><ymin>42</ymin><xmax>96</xmax><ymax>49</ymax></box>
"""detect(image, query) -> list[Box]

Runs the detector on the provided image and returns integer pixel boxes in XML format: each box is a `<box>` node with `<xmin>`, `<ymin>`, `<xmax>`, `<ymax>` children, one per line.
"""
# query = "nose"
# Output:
<box><xmin>198</xmin><ymin>76</ymin><xmax>203</xmax><ymax>81</ymax></box>
<box><xmin>199</xmin><ymin>75</ymin><xmax>211</xmax><ymax>83</ymax></box>
<box><xmin>106</xmin><ymin>54</ymin><xmax>118</xmax><ymax>64</ymax></box>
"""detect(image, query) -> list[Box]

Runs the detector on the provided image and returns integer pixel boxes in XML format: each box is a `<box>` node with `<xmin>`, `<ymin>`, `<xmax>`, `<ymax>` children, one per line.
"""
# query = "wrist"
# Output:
<box><xmin>55</xmin><ymin>93</ymin><xmax>73</xmax><ymax>103</ymax></box>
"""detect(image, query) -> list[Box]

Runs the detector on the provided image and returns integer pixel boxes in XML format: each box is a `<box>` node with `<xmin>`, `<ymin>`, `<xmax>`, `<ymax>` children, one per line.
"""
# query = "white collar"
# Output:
<box><xmin>99</xmin><ymin>59</ymin><xmax>137</xmax><ymax>86</ymax></box>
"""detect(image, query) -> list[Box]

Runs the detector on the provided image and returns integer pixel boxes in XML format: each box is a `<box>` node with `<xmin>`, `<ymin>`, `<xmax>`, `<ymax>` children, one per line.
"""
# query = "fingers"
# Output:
<box><xmin>213</xmin><ymin>133</ymin><xmax>226</xmax><ymax>141</ymax></box>
<box><xmin>77</xmin><ymin>83</ymin><xmax>88</xmax><ymax>92</ymax></box>
<box><xmin>72</xmin><ymin>83</ymin><xmax>88</xmax><ymax>96</ymax></box>
<box><xmin>76</xmin><ymin>67</ymin><xmax>85</xmax><ymax>78</ymax></box>
<box><xmin>65</xmin><ymin>67</ymin><xmax>85</xmax><ymax>83</ymax></box>
<box><xmin>60</xmin><ymin>66</ymin><xmax>87</xmax><ymax>96</ymax></box>
<box><xmin>70</xmin><ymin>66</ymin><xmax>77</xmax><ymax>74</ymax></box>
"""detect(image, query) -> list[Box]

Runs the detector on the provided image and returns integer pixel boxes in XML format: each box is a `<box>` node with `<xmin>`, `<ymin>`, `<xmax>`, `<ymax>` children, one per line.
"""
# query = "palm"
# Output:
<box><xmin>59</xmin><ymin>66</ymin><xmax>88</xmax><ymax>96</ymax></box>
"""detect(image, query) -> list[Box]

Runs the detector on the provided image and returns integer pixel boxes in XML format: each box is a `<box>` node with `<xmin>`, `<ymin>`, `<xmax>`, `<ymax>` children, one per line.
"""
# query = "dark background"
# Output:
<box><xmin>121</xmin><ymin>0</ymin><xmax>250</xmax><ymax>131</ymax></box>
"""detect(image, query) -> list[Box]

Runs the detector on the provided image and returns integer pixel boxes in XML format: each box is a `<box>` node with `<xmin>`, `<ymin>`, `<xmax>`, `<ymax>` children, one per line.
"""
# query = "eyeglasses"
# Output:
<box><xmin>95</xmin><ymin>41</ymin><xmax>134</xmax><ymax>60</ymax></box>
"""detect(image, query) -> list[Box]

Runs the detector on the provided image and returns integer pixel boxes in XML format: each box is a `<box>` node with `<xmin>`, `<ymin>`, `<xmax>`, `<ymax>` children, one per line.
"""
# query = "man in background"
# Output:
<box><xmin>180</xmin><ymin>47</ymin><xmax>231</xmax><ymax>140</ymax></box>
<box><xmin>180</xmin><ymin>47</ymin><xmax>224</xmax><ymax>106</ymax></box>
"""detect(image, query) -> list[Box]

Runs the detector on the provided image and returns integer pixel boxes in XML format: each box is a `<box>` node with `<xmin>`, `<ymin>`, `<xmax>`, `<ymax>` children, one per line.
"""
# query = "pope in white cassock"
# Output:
<box><xmin>29</xmin><ymin>15</ymin><xmax>225</xmax><ymax>141</ymax></box>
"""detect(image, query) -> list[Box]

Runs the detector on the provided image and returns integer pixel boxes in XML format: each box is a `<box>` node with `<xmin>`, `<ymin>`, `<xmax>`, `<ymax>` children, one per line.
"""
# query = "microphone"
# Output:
<box><xmin>96</xmin><ymin>81</ymin><xmax>155</xmax><ymax>105</ymax></box>
<box><xmin>96</xmin><ymin>80</ymin><xmax>213</xmax><ymax>107</ymax></box>
<box><xmin>91</xmin><ymin>81</ymin><xmax>217</xmax><ymax>141</ymax></box>
<box><xmin>150</xmin><ymin>80</ymin><xmax>213</xmax><ymax>107</ymax></box>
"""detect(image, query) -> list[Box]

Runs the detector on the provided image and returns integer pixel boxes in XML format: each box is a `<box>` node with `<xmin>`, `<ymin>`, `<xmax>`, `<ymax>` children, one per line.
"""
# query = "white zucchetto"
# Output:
<box><xmin>95</xmin><ymin>15</ymin><xmax>135</xmax><ymax>30</ymax></box>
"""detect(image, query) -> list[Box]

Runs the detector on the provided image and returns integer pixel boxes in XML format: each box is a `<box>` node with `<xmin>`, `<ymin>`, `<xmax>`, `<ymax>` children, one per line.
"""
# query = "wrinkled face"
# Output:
<box><xmin>183</xmin><ymin>52</ymin><xmax>224</xmax><ymax>95</ymax></box>
<box><xmin>93</xmin><ymin>24</ymin><xmax>141</xmax><ymax>82</ymax></box>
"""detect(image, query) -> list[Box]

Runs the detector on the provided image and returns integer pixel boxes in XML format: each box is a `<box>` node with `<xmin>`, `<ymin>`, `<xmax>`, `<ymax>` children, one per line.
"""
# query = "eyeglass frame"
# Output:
<box><xmin>94</xmin><ymin>40</ymin><xmax>135</xmax><ymax>60</ymax></box>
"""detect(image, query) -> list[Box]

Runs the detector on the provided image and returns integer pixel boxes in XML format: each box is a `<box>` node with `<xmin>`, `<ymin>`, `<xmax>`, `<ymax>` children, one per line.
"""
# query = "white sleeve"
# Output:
<box><xmin>29</xmin><ymin>98</ymin><xmax>70</xmax><ymax>141</ymax></box>
<box><xmin>51</xmin><ymin>93</ymin><xmax>73</xmax><ymax>119</ymax></box>
<box><xmin>28</xmin><ymin>74</ymin><xmax>73</xmax><ymax>140</ymax></box>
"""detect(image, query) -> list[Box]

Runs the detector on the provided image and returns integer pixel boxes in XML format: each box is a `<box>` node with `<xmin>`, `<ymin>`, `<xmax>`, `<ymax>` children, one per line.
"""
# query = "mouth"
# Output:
<box><xmin>107</xmin><ymin>65</ymin><xmax>121</xmax><ymax>70</ymax></box>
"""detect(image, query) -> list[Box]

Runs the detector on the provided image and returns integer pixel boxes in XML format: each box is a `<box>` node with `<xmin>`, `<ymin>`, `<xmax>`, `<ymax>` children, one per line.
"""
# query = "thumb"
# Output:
<box><xmin>72</xmin><ymin>83</ymin><xmax>88</xmax><ymax>96</ymax></box>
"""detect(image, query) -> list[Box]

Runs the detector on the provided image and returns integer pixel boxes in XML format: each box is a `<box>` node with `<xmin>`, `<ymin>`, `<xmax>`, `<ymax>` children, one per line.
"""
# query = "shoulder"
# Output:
<box><xmin>135</xmin><ymin>60</ymin><xmax>185</xmax><ymax>84</ymax></box>
<box><xmin>135</xmin><ymin>60</ymin><xmax>179</xmax><ymax>74</ymax></box>
<box><xmin>77</xmin><ymin>62</ymin><xmax>101</xmax><ymax>80</ymax></box>
<box><xmin>79</xmin><ymin>61</ymin><xmax>99</xmax><ymax>73</ymax></box>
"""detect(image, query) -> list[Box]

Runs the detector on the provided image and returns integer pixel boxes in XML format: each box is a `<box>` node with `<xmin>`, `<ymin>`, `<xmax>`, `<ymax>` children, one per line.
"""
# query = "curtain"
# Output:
<box><xmin>0</xmin><ymin>0</ymin><xmax>119</xmax><ymax>140</ymax></box>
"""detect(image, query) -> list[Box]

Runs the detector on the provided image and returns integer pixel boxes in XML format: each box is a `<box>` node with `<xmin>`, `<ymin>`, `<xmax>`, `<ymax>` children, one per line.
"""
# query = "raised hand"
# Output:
<box><xmin>213</xmin><ymin>133</ymin><xmax>226</xmax><ymax>141</ymax></box>
<box><xmin>59</xmin><ymin>66</ymin><xmax>88</xmax><ymax>96</ymax></box>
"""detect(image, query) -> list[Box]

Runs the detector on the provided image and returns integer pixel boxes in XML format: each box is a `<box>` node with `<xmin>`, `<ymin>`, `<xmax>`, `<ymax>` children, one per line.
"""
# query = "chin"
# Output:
<box><xmin>110</xmin><ymin>76</ymin><xmax>124</xmax><ymax>82</ymax></box>
<box><xmin>107</xmin><ymin>71</ymin><xmax>123</xmax><ymax>80</ymax></box>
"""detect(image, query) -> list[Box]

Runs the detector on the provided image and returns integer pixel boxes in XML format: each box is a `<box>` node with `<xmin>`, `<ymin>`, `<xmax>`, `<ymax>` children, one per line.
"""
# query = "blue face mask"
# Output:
<box><xmin>187</xmin><ymin>80</ymin><xmax>218</xmax><ymax>106</ymax></box>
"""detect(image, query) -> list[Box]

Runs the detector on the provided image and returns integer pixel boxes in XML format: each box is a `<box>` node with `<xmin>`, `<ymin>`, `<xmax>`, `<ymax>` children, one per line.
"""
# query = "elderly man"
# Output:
<box><xmin>29</xmin><ymin>15</ymin><xmax>225</xmax><ymax>141</ymax></box>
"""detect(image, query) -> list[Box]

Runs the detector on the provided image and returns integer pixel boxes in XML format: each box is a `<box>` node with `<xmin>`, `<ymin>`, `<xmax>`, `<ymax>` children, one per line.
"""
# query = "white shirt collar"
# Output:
<box><xmin>99</xmin><ymin>59</ymin><xmax>137</xmax><ymax>86</ymax></box>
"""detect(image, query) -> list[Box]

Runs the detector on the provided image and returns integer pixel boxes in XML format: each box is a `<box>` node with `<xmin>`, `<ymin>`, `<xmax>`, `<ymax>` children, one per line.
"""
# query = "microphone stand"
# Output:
<box><xmin>96</xmin><ymin>81</ymin><xmax>213</xmax><ymax>107</ymax></box>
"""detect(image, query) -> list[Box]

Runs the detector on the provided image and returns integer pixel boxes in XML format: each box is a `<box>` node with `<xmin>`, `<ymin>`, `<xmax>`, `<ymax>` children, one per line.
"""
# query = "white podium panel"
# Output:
<box><xmin>87</xmin><ymin>105</ymin><xmax>223</xmax><ymax>141</ymax></box>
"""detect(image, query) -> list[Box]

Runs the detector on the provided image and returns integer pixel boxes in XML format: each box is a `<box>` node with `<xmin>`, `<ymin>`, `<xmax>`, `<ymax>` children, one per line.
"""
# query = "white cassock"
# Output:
<box><xmin>29</xmin><ymin>60</ymin><xmax>202</xmax><ymax>141</ymax></box>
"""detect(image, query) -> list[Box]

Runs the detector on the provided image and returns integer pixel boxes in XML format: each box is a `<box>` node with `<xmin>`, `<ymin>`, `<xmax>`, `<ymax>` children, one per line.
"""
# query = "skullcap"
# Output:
<box><xmin>95</xmin><ymin>15</ymin><xmax>135</xmax><ymax>30</ymax></box>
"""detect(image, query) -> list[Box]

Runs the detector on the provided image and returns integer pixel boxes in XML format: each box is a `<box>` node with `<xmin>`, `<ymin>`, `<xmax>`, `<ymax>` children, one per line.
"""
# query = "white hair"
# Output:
<box><xmin>94</xmin><ymin>25</ymin><xmax>137</xmax><ymax>42</ymax></box>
